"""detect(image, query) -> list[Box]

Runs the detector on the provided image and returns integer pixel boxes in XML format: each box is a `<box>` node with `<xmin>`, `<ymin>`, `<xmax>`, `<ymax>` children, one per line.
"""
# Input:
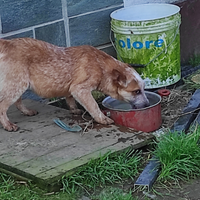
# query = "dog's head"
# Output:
<box><xmin>112</xmin><ymin>66</ymin><xmax>149</xmax><ymax>109</ymax></box>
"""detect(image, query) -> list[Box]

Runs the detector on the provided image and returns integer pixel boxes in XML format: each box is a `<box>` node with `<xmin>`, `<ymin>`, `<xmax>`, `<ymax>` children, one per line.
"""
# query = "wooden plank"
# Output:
<box><xmin>0</xmin><ymin>126</ymin><xmax>65</xmax><ymax>155</ymax></box>
<box><xmin>1</xmin><ymin>132</ymin><xmax>152</xmax><ymax>190</ymax></box>
<box><xmin>37</xmin><ymin>132</ymin><xmax>152</xmax><ymax>181</ymax></box>
<box><xmin>0</xmin><ymin>99</ymin><xmax>154</xmax><ymax>191</ymax></box>
<box><xmin>0</xmin><ymin>111</ymin><xmax>72</xmax><ymax>156</ymax></box>
<box><xmin>0</xmin><ymin>125</ymin><xmax>141</xmax><ymax>167</ymax></box>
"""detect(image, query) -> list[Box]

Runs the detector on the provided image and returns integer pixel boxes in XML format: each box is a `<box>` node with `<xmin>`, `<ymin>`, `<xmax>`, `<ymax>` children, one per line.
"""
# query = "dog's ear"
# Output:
<box><xmin>112</xmin><ymin>69</ymin><xmax>127</xmax><ymax>87</ymax></box>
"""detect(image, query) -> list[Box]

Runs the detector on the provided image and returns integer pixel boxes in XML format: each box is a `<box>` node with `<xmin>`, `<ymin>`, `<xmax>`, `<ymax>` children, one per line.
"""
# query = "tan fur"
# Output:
<box><xmin>0</xmin><ymin>38</ymin><xmax>149</xmax><ymax>131</ymax></box>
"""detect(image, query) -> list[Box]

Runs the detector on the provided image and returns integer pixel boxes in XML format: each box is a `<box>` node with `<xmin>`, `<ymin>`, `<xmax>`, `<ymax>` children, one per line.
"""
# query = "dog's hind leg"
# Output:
<box><xmin>15</xmin><ymin>97</ymin><xmax>38</xmax><ymax>116</ymax></box>
<box><xmin>0</xmin><ymin>100</ymin><xmax>19</xmax><ymax>131</ymax></box>
<box><xmin>0</xmin><ymin>94</ymin><xmax>36</xmax><ymax>131</ymax></box>
<box><xmin>65</xmin><ymin>96</ymin><xmax>82</xmax><ymax>115</ymax></box>
<box><xmin>0</xmin><ymin>69</ymin><xmax>30</xmax><ymax>131</ymax></box>
<box><xmin>0</xmin><ymin>95</ymin><xmax>34</xmax><ymax>132</ymax></box>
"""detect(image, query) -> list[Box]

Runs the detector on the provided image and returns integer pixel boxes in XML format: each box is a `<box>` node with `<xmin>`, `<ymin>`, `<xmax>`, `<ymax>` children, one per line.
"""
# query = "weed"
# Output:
<box><xmin>62</xmin><ymin>147</ymin><xmax>142</xmax><ymax>195</ymax></box>
<box><xmin>189</xmin><ymin>54</ymin><xmax>200</xmax><ymax>67</ymax></box>
<box><xmin>0</xmin><ymin>173</ymin><xmax>74</xmax><ymax>200</ymax></box>
<box><xmin>91</xmin><ymin>90</ymin><xmax>105</xmax><ymax>102</ymax></box>
<box><xmin>94</xmin><ymin>187</ymin><xmax>136</xmax><ymax>200</ymax></box>
<box><xmin>183</xmin><ymin>69</ymin><xmax>200</xmax><ymax>91</ymax></box>
<box><xmin>152</xmin><ymin>127</ymin><xmax>200</xmax><ymax>183</ymax></box>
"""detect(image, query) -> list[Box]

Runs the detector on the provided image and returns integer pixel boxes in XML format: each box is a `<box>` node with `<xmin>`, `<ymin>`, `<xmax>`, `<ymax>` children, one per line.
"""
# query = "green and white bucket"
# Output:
<box><xmin>110</xmin><ymin>4</ymin><xmax>181</xmax><ymax>89</ymax></box>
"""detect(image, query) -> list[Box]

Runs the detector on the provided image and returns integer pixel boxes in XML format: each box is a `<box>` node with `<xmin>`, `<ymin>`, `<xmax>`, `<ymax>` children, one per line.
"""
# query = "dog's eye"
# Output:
<box><xmin>134</xmin><ymin>90</ymin><xmax>141</xmax><ymax>95</ymax></box>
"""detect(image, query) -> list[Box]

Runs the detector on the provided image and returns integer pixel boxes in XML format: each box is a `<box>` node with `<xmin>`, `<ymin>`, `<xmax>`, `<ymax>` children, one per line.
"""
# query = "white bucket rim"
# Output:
<box><xmin>110</xmin><ymin>3</ymin><xmax>180</xmax><ymax>22</ymax></box>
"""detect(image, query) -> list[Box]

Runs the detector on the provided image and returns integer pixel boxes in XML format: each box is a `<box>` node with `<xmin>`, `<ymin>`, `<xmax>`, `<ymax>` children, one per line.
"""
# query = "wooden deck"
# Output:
<box><xmin>0</xmin><ymin>99</ymin><xmax>154</xmax><ymax>191</ymax></box>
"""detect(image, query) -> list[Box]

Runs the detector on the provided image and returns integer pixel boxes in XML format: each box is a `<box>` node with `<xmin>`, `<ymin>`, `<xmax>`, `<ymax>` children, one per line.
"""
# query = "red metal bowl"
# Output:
<box><xmin>102</xmin><ymin>91</ymin><xmax>162</xmax><ymax>132</ymax></box>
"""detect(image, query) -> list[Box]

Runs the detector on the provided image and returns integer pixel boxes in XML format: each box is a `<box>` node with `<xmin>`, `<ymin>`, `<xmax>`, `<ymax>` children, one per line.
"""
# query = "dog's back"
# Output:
<box><xmin>0</xmin><ymin>38</ymin><xmax>148</xmax><ymax>131</ymax></box>
<box><xmin>0</xmin><ymin>38</ymin><xmax>114</xmax><ymax>98</ymax></box>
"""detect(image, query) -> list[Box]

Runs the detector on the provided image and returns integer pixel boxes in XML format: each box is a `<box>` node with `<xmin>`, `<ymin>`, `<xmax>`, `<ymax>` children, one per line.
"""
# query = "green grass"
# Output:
<box><xmin>62</xmin><ymin>148</ymin><xmax>142</xmax><ymax>195</ymax></box>
<box><xmin>91</xmin><ymin>90</ymin><xmax>105</xmax><ymax>102</ymax></box>
<box><xmin>183</xmin><ymin>69</ymin><xmax>200</xmax><ymax>91</ymax></box>
<box><xmin>0</xmin><ymin>173</ymin><xmax>75</xmax><ymax>200</ymax></box>
<box><xmin>0</xmin><ymin>173</ymin><xmax>140</xmax><ymax>200</ymax></box>
<box><xmin>189</xmin><ymin>54</ymin><xmax>200</xmax><ymax>67</ymax></box>
<box><xmin>152</xmin><ymin>127</ymin><xmax>200</xmax><ymax>183</ymax></box>
<box><xmin>94</xmin><ymin>187</ymin><xmax>136</xmax><ymax>200</ymax></box>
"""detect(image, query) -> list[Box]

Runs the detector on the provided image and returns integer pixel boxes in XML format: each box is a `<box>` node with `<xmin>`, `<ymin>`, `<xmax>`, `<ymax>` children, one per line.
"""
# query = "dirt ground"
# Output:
<box><xmin>132</xmin><ymin>178</ymin><xmax>200</xmax><ymax>200</ymax></box>
<box><xmin>133</xmin><ymin>87</ymin><xmax>200</xmax><ymax>200</ymax></box>
<box><xmin>159</xmin><ymin>87</ymin><xmax>192</xmax><ymax>129</ymax></box>
<box><xmin>156</xmin><ymin>178</ymin><xmax>200</xmax><ymax>200</ymax></box>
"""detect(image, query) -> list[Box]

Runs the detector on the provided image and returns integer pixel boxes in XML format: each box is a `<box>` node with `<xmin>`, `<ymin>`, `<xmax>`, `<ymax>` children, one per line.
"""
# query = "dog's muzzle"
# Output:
<box><xmin>130</xmin><ymin>95</ymin><xmax>150</xmax><ymax>109</ymax></box>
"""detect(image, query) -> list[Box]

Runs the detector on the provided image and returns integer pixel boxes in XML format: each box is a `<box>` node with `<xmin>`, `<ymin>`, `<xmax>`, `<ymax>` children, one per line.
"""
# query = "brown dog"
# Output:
<box><xmin>0</xmin><ymin>38</ymin><xmax>149</xmax><ymax>131</ymax></box>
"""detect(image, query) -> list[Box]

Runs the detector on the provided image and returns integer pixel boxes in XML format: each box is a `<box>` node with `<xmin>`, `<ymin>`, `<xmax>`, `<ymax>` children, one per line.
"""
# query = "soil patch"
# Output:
<box><xmin>133</xmin><ymin>178</ymin><xmax>200</xmax><ymax>199</ymax></box>
<box><xmin>132</xmin><ymin>87</ymin><xmax>200</xmax><ymax>200</ymax></box>
<box><xmin>160</xmin><ymin>88</ymin><xmax>192</xmax><ymax>129</ymax></box>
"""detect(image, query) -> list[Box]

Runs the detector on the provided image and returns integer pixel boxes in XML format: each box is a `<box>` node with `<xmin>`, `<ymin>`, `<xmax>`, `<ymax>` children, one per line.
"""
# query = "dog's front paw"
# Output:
<box><xmin>4</xmin><ymin>122</ymin><xmax>19</xmax><ymax>132</ymax></box>
<box><xmin>97</xmin><ymin>115</ymin><xmax>114</xmax><ymax>125</ymax></box>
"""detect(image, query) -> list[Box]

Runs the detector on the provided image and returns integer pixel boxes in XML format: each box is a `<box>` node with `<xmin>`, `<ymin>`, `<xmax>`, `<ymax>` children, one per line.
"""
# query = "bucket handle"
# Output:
<box><xmin>110</xmin><ymin>21</ymin><xmax>181</xmax><ymax>67</ymax></box>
